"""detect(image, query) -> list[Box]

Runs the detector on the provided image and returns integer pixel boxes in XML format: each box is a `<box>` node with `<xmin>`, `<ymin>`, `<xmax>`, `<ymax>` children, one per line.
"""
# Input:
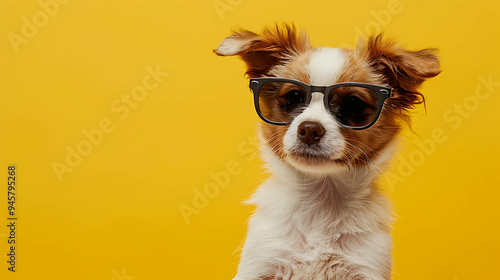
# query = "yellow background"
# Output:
<box><xmin>1</xmin><ymin>0</ymin><xmax>499</xmax><ymax>279</ymax></box>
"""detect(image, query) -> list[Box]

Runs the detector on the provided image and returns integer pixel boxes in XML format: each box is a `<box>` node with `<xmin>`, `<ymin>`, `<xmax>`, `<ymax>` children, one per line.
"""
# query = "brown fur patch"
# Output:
<box><xmin>214</xmin><ymin>23</ymin><xmax>310</xmax><ymax>78</ymax></box>
<box><xmin>356</xmin><ymin>35</ymin><xmax>441</xmax><ymax>124</ymax></box>
<box><xmin>332</xmin><ymin>35</ymin><xmax>441</xmax><ymax>165</ymax></box>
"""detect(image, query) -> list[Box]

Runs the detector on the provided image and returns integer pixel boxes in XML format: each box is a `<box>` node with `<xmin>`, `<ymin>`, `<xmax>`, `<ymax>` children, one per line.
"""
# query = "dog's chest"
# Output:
<box><xmin>263</xmin><ymin>212</ymin><xmax>362</xmax><ymax>277</ymax></box>
<box><xmin>248</xmin><ymin>176</ymin><xmax>392</xmax><ymax>280</ymax></box>
<box><xmin>270</xmin><ymin>231</ymin><xmax>368</xmax><ymax>280</ymax></box>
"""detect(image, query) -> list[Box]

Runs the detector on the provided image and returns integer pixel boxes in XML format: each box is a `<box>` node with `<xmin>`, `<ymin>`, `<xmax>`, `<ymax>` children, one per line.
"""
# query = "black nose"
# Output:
<box><xmin>297</xmin><ymin>121</ymin><xmax>325</xmax><ymax>145</ymax></box>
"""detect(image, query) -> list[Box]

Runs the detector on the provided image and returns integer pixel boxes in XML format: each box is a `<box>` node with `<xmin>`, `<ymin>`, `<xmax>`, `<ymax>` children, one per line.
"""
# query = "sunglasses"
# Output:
<box><xmin>249</xmin><ymin>77</ymin><xmax>393</xmax><ymax>130</ymax></box>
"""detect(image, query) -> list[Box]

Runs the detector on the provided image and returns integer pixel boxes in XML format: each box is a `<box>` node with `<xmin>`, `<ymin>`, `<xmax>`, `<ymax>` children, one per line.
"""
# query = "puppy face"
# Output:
<box><xmin>215</xmin><ymin>24</ymin><xmax>440</xmax><ymax>174</ymax></box>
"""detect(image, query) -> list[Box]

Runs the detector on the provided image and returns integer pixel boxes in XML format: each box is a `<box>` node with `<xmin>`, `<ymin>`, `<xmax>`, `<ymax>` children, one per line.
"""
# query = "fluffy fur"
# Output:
<box><xmin>214</xmin><ymin>23</ymin><xmax>440</xmax><ymax>280</ymax></box>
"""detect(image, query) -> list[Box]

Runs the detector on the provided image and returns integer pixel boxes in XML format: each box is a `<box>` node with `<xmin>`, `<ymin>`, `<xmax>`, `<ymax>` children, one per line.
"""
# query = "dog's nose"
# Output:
<box><xmin>297</xmin><ymin>121</ymin><xmax>325</xmax><ymax>145</ymax></box>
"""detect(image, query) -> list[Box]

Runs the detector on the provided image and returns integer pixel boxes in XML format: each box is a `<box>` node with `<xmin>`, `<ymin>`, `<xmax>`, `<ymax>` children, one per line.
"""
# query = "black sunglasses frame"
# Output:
<box><xmin>249</xmin><ymin>77</ymin><xmax>393</xmax><ymax>130</ymax></box>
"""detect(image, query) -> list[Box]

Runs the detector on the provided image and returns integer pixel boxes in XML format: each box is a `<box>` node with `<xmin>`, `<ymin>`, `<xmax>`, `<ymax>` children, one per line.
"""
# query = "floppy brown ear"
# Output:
<box><xmin>358</xmin><ymin>35</ymin><xmax>441</xmax><ymax>111</ymax></box>
<box><xmin>214</xmin><ymin>23</ymin><xmax>310</xmax><ymax>78</ymax></box>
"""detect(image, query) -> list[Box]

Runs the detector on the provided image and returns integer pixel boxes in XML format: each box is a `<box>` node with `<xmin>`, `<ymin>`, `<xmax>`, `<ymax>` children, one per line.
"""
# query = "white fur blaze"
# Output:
<box><xmin>308</xmin><ymin>47</ymin><xmax>346</xmax><ymax>86</ymax></box>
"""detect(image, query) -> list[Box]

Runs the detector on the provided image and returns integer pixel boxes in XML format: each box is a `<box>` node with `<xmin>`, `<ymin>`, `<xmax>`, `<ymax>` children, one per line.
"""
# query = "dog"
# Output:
<box><xmin>214</xmin><ymin>23</ymin><xmax>440</xmax><ymax>280</ymax></box>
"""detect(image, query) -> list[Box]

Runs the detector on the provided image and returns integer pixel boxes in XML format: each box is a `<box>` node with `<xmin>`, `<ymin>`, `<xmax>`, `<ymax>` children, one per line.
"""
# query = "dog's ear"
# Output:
<box><xmin>214</xmin><ymin>23</ymin><xmax>310</xmax><ymax>78</ymax></box>
<box><xmin>357</xmin><ymin>35</ymin><xmax>441</xmax><ymax>111</ymax></box>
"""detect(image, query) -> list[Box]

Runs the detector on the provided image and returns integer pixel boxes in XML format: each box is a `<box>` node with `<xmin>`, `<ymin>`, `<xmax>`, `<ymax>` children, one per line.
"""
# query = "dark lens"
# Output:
<box><xmin>258</xmin><ymin>82</ymin><xmax>307</xmax><ymax>123</ymax></box>
<box><xmin>329</xmin><ymin>86</ymin><xmax>378</xmax><ymax>128</ymax></box>
<box><xmin>285</xmin><ymin>90</ymin><xmax>304</xmax><ymax>106</ymax></box>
